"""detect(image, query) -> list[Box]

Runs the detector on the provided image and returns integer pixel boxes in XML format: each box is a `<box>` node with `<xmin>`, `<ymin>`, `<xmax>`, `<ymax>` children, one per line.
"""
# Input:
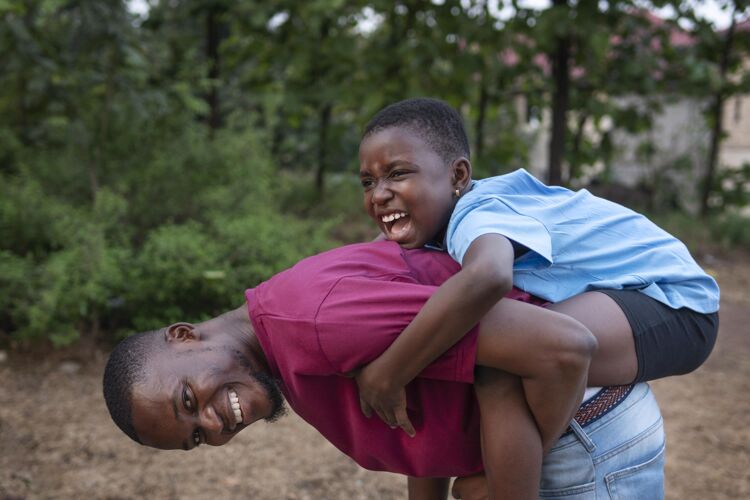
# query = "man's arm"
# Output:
<box><xmin>356</xmin><ymin>233</ymin><xmax>515</xmax><ymax>433</ymax></box>
<box><xmin>407</xmin><ymin>477</ymin><xmax>450</xmax><ymax>500</ymax></box>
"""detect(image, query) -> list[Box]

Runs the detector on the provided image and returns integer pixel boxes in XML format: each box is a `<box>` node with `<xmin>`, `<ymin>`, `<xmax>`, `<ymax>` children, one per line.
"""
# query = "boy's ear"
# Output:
<box><xmin>164</xmin><ymin>323</ymin><xmax>200</xmax><ymax>343</ymax></box>
<box><xmin>451</xmin><ymin>157</ymin><xmax>472</xmax><ymax>192</ymax></box>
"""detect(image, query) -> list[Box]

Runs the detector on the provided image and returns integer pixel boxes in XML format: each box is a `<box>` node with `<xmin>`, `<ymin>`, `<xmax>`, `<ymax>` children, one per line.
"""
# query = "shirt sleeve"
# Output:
<box><xmin>447</xmin><ymin>196</ymin><xmax>553</xmax><ymax>269</ymax></box>
<box><xmin>315</xmin><ymin>275</ymin><xmax>479</xmax><ymax>383</ymax></box>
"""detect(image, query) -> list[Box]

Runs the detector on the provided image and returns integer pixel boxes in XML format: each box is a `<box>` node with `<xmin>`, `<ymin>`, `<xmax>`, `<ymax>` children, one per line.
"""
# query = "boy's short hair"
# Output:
<box><xmin>363</xmin><ymin>97</ymin><xmax>470</xmax><ymax>164</ymax></box>
<box><xmin>102</xmin><ymin>330</ymin><xmax>161</xmax><ymax>444</ymax></box>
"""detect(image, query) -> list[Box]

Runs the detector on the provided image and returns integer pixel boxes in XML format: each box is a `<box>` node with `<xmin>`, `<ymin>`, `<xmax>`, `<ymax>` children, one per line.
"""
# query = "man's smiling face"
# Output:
<box><xmin>130</xmin><ymin>338</ymin><xmax>285</xmax><ymax>450</ymax></box>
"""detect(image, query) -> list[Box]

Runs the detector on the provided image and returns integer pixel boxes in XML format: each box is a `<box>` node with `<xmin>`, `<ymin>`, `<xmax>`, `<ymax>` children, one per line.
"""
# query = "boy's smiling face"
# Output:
<box><xmin>359</xmin><ymin>126</ymin><xmax>470</xmax><ymax>249</ymax></box>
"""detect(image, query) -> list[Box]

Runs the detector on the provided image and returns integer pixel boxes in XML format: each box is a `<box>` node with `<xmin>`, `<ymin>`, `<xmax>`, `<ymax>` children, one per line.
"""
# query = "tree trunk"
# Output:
<box><xmin>548</xmin><ymin>0</ymin><xmax>570</xmax><ymax>186</ymax></box>
<box><xmin>475</xmin><ymin>81</ymin><xmax>489</xmax><ymax>160</ymax></box>
<box><xmin>570</xmin><ymin>112</ymin><xmax>588</xmax><ymax>181</ymax></box>
<box><xmin>315</xmin><ymin>103</ymin><xmax>333</xmax><ymax>194</ymax></box>
<box><xmin>383</xmin><ymin>2</ymin><xmax>417</xmax><ymax>106</ymax></box>
<box><xmin>701</xmin><ymin>9</ymin><xmax>737</xmax><ymax>216</ymax></box>
<box><xmin>205</xmin><ymin>5</ymin><xmax>228</xmax><ymax>132</ymax></box>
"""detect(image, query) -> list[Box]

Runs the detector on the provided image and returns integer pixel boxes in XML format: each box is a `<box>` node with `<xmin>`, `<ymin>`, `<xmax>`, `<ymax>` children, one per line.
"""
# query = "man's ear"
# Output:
<box><xmin>451</xmin><ymin>157</ymin><xmax>472</xmax><ymax>193</ymax></box>
<box><xmin>164</xmin><ymin>323</ymin><xmax>200</xmax><ymax>343</ymax></box>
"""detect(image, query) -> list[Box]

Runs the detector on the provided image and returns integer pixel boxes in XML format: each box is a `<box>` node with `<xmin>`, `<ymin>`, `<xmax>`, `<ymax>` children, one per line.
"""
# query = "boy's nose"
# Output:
<box><xmin>371</xmin><ymin>182</ymin><xmax>393</xmax><ymax>204</ymax></box>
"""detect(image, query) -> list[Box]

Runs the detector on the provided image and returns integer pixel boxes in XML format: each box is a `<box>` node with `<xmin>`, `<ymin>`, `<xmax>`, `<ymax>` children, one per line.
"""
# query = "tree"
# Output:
<box><xmin>694</xmin><ymin>1</ymin><xmax>750</xmax><ymax>215</ymax></box>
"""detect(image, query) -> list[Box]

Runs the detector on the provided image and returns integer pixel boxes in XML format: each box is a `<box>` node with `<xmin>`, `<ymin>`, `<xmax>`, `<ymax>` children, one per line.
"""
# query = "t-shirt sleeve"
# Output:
<box><xmin>315</xmin><ymin>275</ymin><xmax>479</xmax><ymax>384</ymax></box>
<box><xmin>447</xmin><ymin>196</ymin><xmax>553</xmax><ymax>269</ymax></box>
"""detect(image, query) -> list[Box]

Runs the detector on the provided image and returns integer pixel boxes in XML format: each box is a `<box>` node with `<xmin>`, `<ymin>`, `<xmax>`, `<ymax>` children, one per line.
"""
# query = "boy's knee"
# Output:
<box><xmin>554</xmin><ymin>318</ymin><xmax>598</xmax><ymax>374</ymax></box>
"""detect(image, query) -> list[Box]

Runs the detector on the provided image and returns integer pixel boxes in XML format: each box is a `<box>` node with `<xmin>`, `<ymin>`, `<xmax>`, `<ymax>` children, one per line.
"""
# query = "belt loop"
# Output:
<box><xmin>569</xmin><ymin>419</ymin><xmax>596</xmax><ymax>453</ymax></box>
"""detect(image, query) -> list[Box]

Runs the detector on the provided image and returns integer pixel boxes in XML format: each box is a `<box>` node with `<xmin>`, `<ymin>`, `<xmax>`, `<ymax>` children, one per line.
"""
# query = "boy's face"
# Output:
<box><xmin>359</xmin><ymin>126</ymin><xmax>459</xmax><ymax>249</ymax></box>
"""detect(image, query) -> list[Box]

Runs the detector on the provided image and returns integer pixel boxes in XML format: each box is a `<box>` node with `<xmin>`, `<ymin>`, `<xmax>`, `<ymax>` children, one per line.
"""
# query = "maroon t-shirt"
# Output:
<box><xmin>247</xmin><ymin>241</ymin><xmax>535</xmax><ymax>477</ymax></box>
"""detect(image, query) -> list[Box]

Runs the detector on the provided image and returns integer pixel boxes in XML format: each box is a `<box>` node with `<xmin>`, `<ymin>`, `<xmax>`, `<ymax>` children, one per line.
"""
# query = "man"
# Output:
<box><xmin>104</xmin><ymin>241</ymin><xmax>665</xmax><ymax>499</ymax></box>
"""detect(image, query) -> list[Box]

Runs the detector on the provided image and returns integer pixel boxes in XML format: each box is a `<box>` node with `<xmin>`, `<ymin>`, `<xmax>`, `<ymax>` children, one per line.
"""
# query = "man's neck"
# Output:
<box><xmin>219</xmin><ymin>306</ymin><xmax>272</xmax><ymax>375</ymax></box>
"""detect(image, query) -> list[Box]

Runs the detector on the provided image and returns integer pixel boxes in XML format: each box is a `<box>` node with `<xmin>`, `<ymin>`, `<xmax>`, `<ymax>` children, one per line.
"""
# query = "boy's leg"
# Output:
<box><xmin>548</xmin><ymin>290</ymin><xmax>719</xmax><ymax>385</ymax></box>
<box><xmin>475</xmin><ymin>299</ymin><xmax>595</xmax><ymax>452</ymax></box>
<box><xmin>546</xmin><ymin>291</ymin><xmax>638</xmax><ymax>386</ymax></box>
<box><xmin>473</xmin><ymin>367</ymin><xmax>542</xmax><ymax>500</ymax></box>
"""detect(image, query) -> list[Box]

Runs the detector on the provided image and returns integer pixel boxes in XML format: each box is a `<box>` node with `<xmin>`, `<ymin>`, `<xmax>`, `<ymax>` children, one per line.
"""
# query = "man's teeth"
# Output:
<box><xmin>381</xmin><ymin>212</ymin><xmax>407</xmax><ymax>223</ymax></box>
<box><xmin>229</xmin><ymin>389</ymin><xmax>243</xmax><ymax>424</ymax></box>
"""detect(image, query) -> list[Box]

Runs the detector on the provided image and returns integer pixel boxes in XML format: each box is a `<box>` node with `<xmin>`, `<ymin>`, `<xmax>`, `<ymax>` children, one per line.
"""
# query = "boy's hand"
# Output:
<box><xmin>355</xmin><ymin>362</ymin><xmax>416</xmax><ymax>437</ymax></box>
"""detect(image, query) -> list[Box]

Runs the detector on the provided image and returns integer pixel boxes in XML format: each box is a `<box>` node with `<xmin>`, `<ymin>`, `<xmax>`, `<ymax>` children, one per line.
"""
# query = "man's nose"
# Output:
<box><xmin>199</xmin><ymin>404</ymin><xmax>224</xmax><ymax>434</ymax></box>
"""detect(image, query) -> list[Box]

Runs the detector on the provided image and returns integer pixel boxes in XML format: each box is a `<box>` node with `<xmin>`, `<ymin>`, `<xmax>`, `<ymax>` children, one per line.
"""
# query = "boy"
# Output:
<box><xmin>356</xmin><ymin>98</ymin><xmax>719</xmax><ymax>498</ymax></box>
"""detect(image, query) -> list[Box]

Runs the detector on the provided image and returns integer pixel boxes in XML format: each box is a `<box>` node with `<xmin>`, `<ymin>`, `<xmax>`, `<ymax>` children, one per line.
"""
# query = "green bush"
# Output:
<box><xmin>0</xmin><ymin>126</ymin><xmax>339</xmax><ymax>347</ymax></box>
<box><xmin>652</xmin><ymin>210</ymin><xmax>750</xmax><ymax>253</ymax></box>
<box><xmin>713</xmin><ymin>212</ymin><xmax>750</xmax><ymax>248</ymax></box>
<box><xmin>125</xmin><ymin>222</ymin><xmax>229</xmax><ymax>332</ymax></box>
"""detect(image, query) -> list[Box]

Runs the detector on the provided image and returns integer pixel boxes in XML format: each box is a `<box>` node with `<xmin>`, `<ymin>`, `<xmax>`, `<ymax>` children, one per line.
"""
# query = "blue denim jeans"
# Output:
<box><xmin>539</xmin><ymin>383</ymin><xmax>665</xmax><ymax>499</ymax></box>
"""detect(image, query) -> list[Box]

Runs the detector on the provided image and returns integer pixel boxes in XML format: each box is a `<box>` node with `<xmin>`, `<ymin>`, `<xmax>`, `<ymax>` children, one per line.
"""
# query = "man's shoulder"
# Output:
<box><xmin>250</xmin><ymin>242</ymin><xmax>414</xmax><ymax>318</ymax></box>
<box><xmin>294</xmin><ymin>241</ymin><xmax>459</xmax><ymax>284</ymax></box>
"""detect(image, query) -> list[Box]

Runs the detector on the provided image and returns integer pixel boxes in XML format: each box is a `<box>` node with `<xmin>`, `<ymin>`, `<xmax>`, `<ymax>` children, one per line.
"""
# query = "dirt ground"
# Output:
<box><xmin>1</xmin><ymin>252</ymin><xmax>748</xmax><ymax>500</ymax></box>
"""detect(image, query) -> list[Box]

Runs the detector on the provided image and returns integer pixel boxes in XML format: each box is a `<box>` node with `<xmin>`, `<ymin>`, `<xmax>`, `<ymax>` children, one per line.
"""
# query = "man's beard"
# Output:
<box><xmin>251</xmin><ymin>371</ymin><xmax>287</xmax><ymax>422</ymax></box>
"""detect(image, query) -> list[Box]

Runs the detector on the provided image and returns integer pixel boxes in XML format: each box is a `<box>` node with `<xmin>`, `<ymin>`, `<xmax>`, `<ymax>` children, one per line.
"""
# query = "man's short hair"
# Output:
<box><xmin>102</xmin><ymin>330</ymin><xmax>161</xmax><ymax>444</ymax></box>
<box><xmin>363</xmin><ymin>97</ymin><xmax>470</xmax><ymax>164</ymax></box>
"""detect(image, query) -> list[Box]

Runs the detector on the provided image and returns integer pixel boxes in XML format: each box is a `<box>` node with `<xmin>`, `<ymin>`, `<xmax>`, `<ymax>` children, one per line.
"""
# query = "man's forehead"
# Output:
<box><xmin>131</xmin><ymin>376</ymin><xmax>183</xmax><ymax>449</ymax></box>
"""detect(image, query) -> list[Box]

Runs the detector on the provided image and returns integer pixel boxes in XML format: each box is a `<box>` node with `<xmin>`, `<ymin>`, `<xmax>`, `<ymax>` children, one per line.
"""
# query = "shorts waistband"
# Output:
<box><xmin>566</xmin><ymin>385</ymin><xmax>634</xmax><ymax>433</ymax></box>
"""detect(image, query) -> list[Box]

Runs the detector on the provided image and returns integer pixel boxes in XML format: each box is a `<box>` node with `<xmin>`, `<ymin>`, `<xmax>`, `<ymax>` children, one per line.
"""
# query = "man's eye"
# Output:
<box><xmin>391</xmin><ymin>170</ymin><xmax>406</xmax><ymax>178</ymax></box>
<box><xmin>361</xmin><ymin>179</ymin><xmax>374</xmax><ymax>189</ymax></box>
<box><xmin>182</xmin><ymin>386</ymin><xmax>194</xmax><ymax>411</ymax></box>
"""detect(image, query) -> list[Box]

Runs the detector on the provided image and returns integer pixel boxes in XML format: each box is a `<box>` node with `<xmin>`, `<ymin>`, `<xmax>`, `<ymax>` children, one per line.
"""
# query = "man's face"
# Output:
<box><xmin>131</xmin><ymin>341</ymin><xmax>284</xmax><ymax>450</ymax></box>
<box><xmin>359</xmin><ymin>126</ymin><xmax>458</xmax><ymax>249</ymax></box>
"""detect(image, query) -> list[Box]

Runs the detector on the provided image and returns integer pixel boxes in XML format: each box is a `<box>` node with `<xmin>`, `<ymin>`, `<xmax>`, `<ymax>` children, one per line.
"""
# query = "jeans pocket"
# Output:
<box><xmin>604</xmin><ymin>444</ymin><xmax>665</xmax><ymax>500</ymax></box>
<box><xmin>539</xmin><ymin>440</ymin><xmax>596</xmax><ymax>499</ymax></box>
<box><xmin>539</xmin><ymin>481</ymin><xmax>596</xmax><ymax>499</ymax></box>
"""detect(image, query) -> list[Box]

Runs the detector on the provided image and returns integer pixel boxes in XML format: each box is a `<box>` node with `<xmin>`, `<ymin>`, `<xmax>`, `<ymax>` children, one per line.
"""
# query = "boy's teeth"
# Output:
<box><xmin>381</xmin><ymin>212</ymin><xmax>407</xmax><ymax>223</ymax></box>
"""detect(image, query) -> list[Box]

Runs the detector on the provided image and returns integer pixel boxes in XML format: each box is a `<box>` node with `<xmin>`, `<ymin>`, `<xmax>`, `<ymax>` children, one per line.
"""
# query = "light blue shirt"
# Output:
<box><xmin>446</xmin><ymin>169</ymin><xmax>720</xmax><ymax>313</ymax></box>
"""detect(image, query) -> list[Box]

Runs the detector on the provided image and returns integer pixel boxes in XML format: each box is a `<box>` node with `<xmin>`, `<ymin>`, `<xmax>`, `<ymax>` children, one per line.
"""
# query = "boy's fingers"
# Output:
<box><xmin>379</xmin><ymin>408</ymin><xmax>399</xmax><ymax>428</ymax></box>
<box><xmin>375</xmin><ymin>408</ymin><xmax>395</xmax><ymax>427</ymax></box>
<box><xmin>359</xmin><ymin>398</ymin><xmax>372</xmax><ymax>418</ymax></box>
<box><xmin>394</xmin><ymin>407</ymin><xmax>415</xmax><ymax>437</ymax></box>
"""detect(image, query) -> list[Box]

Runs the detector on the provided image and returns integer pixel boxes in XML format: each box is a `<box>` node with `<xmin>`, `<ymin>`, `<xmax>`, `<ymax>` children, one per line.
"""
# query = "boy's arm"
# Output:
<box><xmin>356</xmin><ymin>233</ymin><xmax>515</xmax><ymax>433</ymax></box>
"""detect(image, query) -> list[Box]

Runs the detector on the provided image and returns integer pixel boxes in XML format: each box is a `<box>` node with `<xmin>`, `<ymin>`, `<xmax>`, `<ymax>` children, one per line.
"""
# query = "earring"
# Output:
<box><xmin>454</xmin><ymin>188</ymin><xmax>460</xmax><ymax>198</ymax></box>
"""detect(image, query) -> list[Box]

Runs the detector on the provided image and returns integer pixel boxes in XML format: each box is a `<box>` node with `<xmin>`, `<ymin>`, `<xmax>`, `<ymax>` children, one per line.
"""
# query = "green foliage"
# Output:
<box><xmin>713</xmin><ymin>212</ymin><xmax>750</xmax><ymax>247</ymax></box>
<box><xmin>0</xmin><ymin>125</ymin><xmax>337</xmax><ymax>346</ymax></box>
<box><xmin>2</xmin><ymin>0</ymin><xmax>750</xmax><ymax>347</ymax></box>
<box><xmin>652</xmin><ymin>209</ymin><xmax>750</xmax><ymax>252</ymax></box>
<box><xmin>710</xmin><ymin>163</ymin><xmax>750</xmax><ymax>212</ymax></box>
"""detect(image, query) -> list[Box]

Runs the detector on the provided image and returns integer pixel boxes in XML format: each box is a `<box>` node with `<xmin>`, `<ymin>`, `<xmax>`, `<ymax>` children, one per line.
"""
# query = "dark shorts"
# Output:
<box><xmin>596</xmin><ymin>289</ymin><xmax>719</xmax><ymax>383</ymax></box>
